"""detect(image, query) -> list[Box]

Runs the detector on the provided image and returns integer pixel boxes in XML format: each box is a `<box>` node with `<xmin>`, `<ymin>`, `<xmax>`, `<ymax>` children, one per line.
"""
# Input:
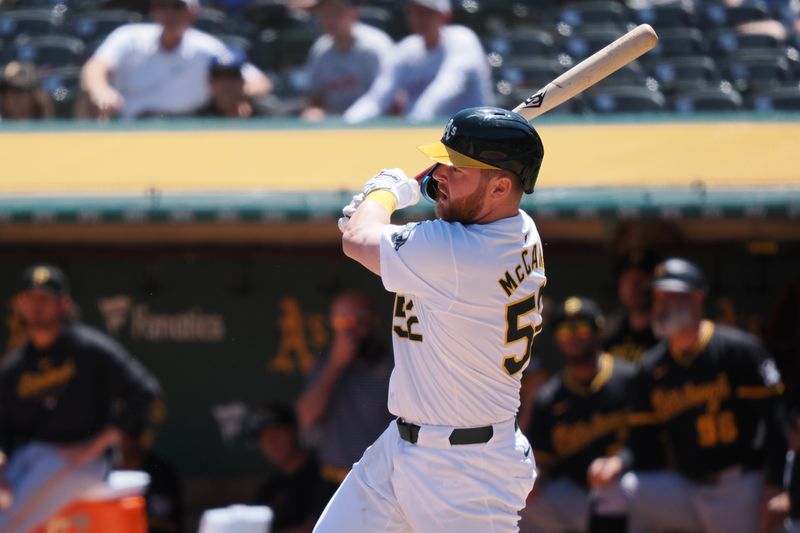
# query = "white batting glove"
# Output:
<box><xmin>362</xmin><ymin>168</ymin><xmax>420</xmax><ymax>210</ymax></box>
<box><xmin>337</xmin><ymin>192</ymin><xmax>365</xmax><ymax>233</ymax></box>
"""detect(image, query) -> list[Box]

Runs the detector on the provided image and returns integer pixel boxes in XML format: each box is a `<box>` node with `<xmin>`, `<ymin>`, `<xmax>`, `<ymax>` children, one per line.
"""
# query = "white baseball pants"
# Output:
<box><xmin>313</xmin><ymin>418</ymin><xmax>535</xmax><ymax>533</ymax></box>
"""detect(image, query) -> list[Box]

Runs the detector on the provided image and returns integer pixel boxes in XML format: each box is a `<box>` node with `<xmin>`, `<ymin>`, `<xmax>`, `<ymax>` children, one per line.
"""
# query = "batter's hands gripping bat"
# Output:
<box><xmin>415</xmin><ymin>24</ymin><xmax>659</xmax><ymax>200</ymax></box>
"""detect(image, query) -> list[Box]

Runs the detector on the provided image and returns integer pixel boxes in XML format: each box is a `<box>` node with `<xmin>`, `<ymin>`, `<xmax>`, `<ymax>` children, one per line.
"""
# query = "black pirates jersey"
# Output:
<box><xmin>529</xmin><ymin>354</ymin><xmax>636</xmax><ymax>487</ymax></box>
<box><xmin>626</xmin><ymin>321</ymin><xmax>784</xmax><ymax>482</ymax></box>
<box><xmin>603</xmin><ymin>313</ymin><xmax>659</xmax><ymax>364</ymax></box>
<box><xmin>0</xmin><ymin>322</ymin><xmax>160</xmax><ymax>454</ymax></box>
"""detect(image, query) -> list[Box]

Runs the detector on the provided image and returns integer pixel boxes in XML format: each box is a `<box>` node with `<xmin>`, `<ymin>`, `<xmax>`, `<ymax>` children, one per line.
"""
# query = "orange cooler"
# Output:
<box><xmin>34</xmin><ymin>495</ymin><xmax>147</xmax><ymax>533</ymax></box>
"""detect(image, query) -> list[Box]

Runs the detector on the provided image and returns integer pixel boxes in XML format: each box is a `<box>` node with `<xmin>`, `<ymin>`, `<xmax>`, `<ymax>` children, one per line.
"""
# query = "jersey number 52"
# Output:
<box><xmin>503</xmin><ymin>292</ymin><xmax>543</xmax><ymax>376</ymax></box>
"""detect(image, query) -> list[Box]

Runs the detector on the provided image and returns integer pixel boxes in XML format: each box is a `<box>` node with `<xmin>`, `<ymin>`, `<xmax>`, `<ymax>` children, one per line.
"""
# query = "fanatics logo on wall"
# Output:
<box><xmin>97</xmin><ymin>295</ymin><xmax>226</xmax><ymax>342</ymax></box>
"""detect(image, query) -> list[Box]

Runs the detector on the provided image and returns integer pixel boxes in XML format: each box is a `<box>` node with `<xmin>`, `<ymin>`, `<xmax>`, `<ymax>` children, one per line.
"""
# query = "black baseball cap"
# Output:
<box><xmin>19</xmin><ymin>264</ymin><xmax>70</xmax><ymax>297</ymax></box>
<box><xmin>651</xmin><ymin>258</ymin><xmax>706</xmax><ymax>293</ymax></box>
<box><xmin>249</xmin><ymin>405</ymin><xmax>297</xmax><ymax>432</ymax></box>
<box><xmin>551</xmin><ymin>296</ymin><xmax>604</xmax><ymax>330</ymax></box>
<box><xmin>209</xmin><ymin>47</ymin><xmax>246</xmax><ymax>76</ymax></box>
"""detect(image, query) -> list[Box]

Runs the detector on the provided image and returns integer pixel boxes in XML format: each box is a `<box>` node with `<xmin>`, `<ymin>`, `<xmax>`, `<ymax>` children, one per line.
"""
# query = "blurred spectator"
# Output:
<box><xmin>80</xmin><ymin>0</ymin><xmax>270</xmax><ymax>120</ymax></box>
<box><xmin>765</xmin><ymin>276</ymin><xmax>800</xmax><ymax>531</ymax></box>
<box><xmin>294</xmin><ymin>290</ymin><xmax>392</xmax><ymax>496</ymax></box>
<box><xmin>196</xmin><ymin>48</ymin><xmax>261</xmax><ymax>118</ymax></box>
<box><xmin>343</xmin><ymin>0</ymin><xmax>492</xmax><ymax>123</ymax></box>
<box><xmin>301</xmin><ymin>0</ymin><xmax>393</xmax><ymax>121</ymax></box>
<box><xmin>788</xmin><ymin>398</ymin><xmax>800</xmax><ymax>532</ymax></box>
<box><xmin>0</xmin><ymin>264</ymin><xmax>161</xmax><ymax>533</ymax></box>
<box><xmin>602</xmin><ymin>250</ymin><xmax>659</xmax><ymax>364</ymax></box>
<box><xmin>0</xmin><ymin>62</ymin><xmax>53</xmax><ymax>121</ymax></box>
<box><xmin>119</xmin><ymin>426</ymin><xmax>184</xmax><ymax>533</ymax></box>
<box><xmin>589</xmin><ymin>258</ymin><xmax>786</xmax><ymax>533</ymax></box>
<box><xmin>520</xmin><ymin>297</ymin><xmax>633</xmax><ymax>533</ymax></box>
<box><xmin>251</xmin><ymin>405</ymin><xmax>325</xmax><ymax>533</ymax></box>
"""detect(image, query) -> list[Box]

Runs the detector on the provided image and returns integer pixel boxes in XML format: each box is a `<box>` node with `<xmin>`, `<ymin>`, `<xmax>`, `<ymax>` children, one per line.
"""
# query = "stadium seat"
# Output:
<box><xmin>700</xmin><ymin>3</ymin><xmax>770</xmax><ymax>28</ymax></box>
<box><xmin>587</xmin><ymin>85</ymin><xmax>666</xmax><ymax>113</ymax></box>
<box><xmin>649</xmin><ymin>28</ymin><xmax>706</xmax><ymax>58</ymax></box>
<box><xmin>71</xmin><ymin>10</ymin><xmax>141</xmax><ymax>43</ymax></box>
<box><xmin>216</xmin><ymin>34</ymin><xmax>252</xmax><ymax>55</ymax></box>
<box><xmin>751</xmin><ymin>86</ymin><xmax>800</xmax><ymax>111</ymax></box>
<box><xmin>11</xmin><ymin>35</ymin><xmax>85</xmax><ymax>69</ymax></box>
<box><xmin>40</xmin><ymin>66</ymin><xmax>80</xmax><ymax>118</ymax></box>
<box><xmin>671</xmin><ymin>86</ymin><xmax>743</xmax><ymax>112</ymax></box>
<box><xmin>452</xmin><ymin>0</ymin><xmax>540</xmax><ymax>36</ymax></box>
<box><xmin>650</xmin><ymin>56</ymin><xmax>720</xmax><ymax>93</ymax></box>
<box><xmin>494</xmin><ymin>57</ymin><xmax>565</xmax><ymax>90</ymax></box>
<box><xmin>250</xmin><ymin>29</ymin><xmax>278</xmax><ymax>71</ymax></box>
<box><xmin>563</xmin><ymin>27</ymin><xmax>624</xmax><ymax>60</ymax></box>
<box><xmin>723</xmin><ymin>53</ymin><xmax>796</xmax><ymax>94</ymax></box>
<box><xmin>359</xmin><ymin>5</ymin><xmax>406</xmax><ymax>40</ymax></box>
<box><xmin>0</xmin><ymin>10</ymin><xmax>60</xmax><ymax>41</ymax></box>
<box><xmin>274</xmin><ymin>26</ymin><xmax>320</xmax><ymax>70</ymax></box>
<box><xmin>485</xmin><ymin>29</ymin><xmax>555</xmax><ymax>60</ymax></box>
<box><xmin>194</xmin><ymin>8</ymin><xmax>228</xmax><ymax>35</ymax></box>
<box><xmin>558</xmin><ymin>1</ymin><xmax>631</xmax><ymax>28</ymax></box>
<box><xmin>709</xmin><ymin>30</ymin><xmax>783</xmax><ymax>58</ymax></box>
<box><xmin>634</xmin><ymin>2</ymin><xmax>697</xmax><ymax>29</ymax></box>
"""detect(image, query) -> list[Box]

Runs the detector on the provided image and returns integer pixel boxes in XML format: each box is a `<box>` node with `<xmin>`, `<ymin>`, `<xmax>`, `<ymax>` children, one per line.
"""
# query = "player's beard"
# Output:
<box><xmin>652</xmin><ymin>303</ymin><xmax>695</xmax><ymax>339</ymax></box>
<box><xmin>435</xmin><ymin>179</ymin><xmax>489</xmax><ymax>224</ymax></box>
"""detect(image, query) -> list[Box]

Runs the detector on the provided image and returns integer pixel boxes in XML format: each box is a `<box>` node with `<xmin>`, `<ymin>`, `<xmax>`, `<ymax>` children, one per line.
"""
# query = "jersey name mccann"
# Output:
<box><xmin>379</xmin><ymin>210</ymin><xmax>546</xmax><ymax>427</ymax></box>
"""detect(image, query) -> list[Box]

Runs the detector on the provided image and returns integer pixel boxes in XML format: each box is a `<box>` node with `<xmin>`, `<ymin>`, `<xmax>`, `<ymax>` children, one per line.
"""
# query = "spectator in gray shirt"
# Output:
<box><xmin>295</xmin><ymin>290</ymin><xmax>393</xmax><ymax>492</ymax></box>
<box><xmin>301</xmin><ymin>0</ymin><xmax>394</xmax><ymax>121</ymax></box>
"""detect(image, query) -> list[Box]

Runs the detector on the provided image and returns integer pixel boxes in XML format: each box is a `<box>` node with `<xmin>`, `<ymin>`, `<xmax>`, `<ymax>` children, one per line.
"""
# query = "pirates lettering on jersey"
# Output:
<box><xmin>650</xmin><ymin>373</ymin><xmax>732</xmax><ymax>422</ymax></box>
<box><xmin>17</xmin><ymin>357</ymin><xmax>76</xmax><ymax>399</ymax></box>
<box><xmin>552</xmin><ymin>410</ymin><xmax>628</xmax><ymax>457</ymax></box>
<box><xmin>498</xmin><ymin>244</ymin><xmax>544</xmax><ymax>298</ymax></box>
<box><xmin>393</xmin><ymin>294</ymin><xmax>423</xmax><ymax>342</ymax></box>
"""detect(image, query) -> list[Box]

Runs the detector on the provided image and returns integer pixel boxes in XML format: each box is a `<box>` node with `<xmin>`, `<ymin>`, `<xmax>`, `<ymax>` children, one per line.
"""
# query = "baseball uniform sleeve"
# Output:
<box><xmin>100</xmin><ymin>340</ymin><xmax>162</xmax><ymax>435</ymax></box>
<box><xmin>93</xmin><ymin>26</ymin><xmax>133</xmax><ymax>68</ymax></box>
<box><xmin>730</xmin><ymin>335</ymin><xmax>786</xmax><ymax>485</ymax></box>
<box><xmin>620</xmin><ymin>365</ymin><xmax>666</xmax><ymax>471</ymax></box>
<box><xmin>530</xmin><ymin>393</ymin><xmax>556</xmax><ymax>477</ymax></box>
<box><xmin>379</xmin><ymin>221</ymin><xmax>459</xmax><ymax>302</ymax></box>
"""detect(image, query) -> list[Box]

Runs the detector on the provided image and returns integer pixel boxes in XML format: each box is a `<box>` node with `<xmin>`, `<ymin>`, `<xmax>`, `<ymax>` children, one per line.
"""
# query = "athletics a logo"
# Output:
<box><xmin>444</xmin><ymin>118</ymin><xmax>457</xmax><ymax>141</ymax></box>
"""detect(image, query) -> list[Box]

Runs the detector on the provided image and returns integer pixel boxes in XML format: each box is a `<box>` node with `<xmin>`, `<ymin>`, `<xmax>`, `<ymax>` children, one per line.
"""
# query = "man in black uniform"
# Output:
<box><xmin>603</xmin><ymin>250</ymin><xmax>659</xmax><ymax>364</ymax></box>
<box><xmin>520</xmin><ymin>297</ymin><xmax>635</xmax><ymax>533</ymax></box>
<box><xmin>589</xmin><ymin>258</ymin><xmax>785</xmax><ymax>533</ymax></box>
<box><xmin>0</xmin><ymin>264</ymin><xmax>161</xmax><ymax>533</ymax></box>
<box><xmin>252</xmin><ymin>405</ymin><xmax>326</xmax><ymax>533</ymax></box>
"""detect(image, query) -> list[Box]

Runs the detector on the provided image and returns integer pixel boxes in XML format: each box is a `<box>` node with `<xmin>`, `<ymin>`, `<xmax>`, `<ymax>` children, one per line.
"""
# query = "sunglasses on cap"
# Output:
<box><xmin>554</xmin><ymin>320</ymin><xmax>595</xmax><ymax>341</ymax></box>
<box><xmin>152</xmin><ymin>0</ymin><xmax>188</xmax><ymax>10</ymax></box>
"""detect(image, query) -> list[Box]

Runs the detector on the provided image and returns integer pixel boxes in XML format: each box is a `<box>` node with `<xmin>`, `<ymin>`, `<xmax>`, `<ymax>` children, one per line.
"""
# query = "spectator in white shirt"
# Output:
<box><xmin>80</xmin><ymin>0</ymin><xmax>270</xmax><ymax>119</ymax></box>
<box><xmin>301</xmin><ymin>0</ymin><xmax>393</xmax><ymax>121</ymax></box>
<box><xmin>343</xmin><ymin>0</ymin><xmax>492</xmax><ymax>124</ymax></box>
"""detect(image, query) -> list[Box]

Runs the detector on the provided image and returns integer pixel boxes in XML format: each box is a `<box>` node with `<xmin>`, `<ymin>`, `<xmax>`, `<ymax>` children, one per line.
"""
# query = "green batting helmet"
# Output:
<box><xmin>418</xmin><ymin>106</ymin><xmax>545</xmax><ymax>194</ymax></box>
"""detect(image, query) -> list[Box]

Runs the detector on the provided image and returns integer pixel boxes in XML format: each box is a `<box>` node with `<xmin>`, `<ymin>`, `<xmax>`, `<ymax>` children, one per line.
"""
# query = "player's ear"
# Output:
<box><xmin>490</xmin><ymin>173</ymin><xmax>516</xmax><ymax>200</ymax></box>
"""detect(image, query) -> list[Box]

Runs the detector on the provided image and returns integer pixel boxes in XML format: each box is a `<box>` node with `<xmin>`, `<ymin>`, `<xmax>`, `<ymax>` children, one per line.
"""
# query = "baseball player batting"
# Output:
<box><xmin>321</xmin><ymin>106</ymin><xmax>545</xmax><ymax>532</ymax></box>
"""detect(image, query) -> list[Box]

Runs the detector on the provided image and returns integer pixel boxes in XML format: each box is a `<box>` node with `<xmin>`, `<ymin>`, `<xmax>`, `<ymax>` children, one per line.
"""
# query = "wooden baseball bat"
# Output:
<box><xmin>512</xmin><ymin>24</ymin><xmax>659</xmax><ymax>119</ymax></box>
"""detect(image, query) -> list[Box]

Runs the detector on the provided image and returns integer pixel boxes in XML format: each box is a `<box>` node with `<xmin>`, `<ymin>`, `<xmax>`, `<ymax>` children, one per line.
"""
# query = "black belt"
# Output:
<box><xmin>396</xmin><ymin>418</ymin><xmax>494</xmax><ymax>446</ymax></box>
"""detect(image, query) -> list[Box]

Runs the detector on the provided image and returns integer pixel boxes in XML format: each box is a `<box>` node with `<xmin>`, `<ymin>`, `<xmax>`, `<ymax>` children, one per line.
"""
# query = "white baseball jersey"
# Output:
<box><xmin>344</xmin><ymin>25</ymin><xmax>493</xmax><ymax>124</ymax></box>
<box><xmin>379</xmin><ymin>210</ymin><xmax>546</xmax><ymax>427</ymax></box>
<box><xmin>305</xmin><ymin>22</ymin><xmax>394</xmax><ymax>114</ymax></box>
<box><xmin>93</xmin><ymin>23</ymin><xmax>263</xmax><ymax>118</ymax></box>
